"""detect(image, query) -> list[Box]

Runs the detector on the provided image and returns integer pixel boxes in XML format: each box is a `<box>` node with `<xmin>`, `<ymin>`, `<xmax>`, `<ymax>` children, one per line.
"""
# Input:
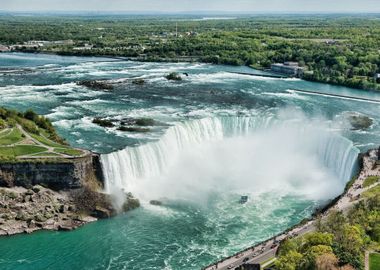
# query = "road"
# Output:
<box><xmin>204</xmin><ymin>221</ymin><xmax>315</xmax><ymax>270</ymax></box>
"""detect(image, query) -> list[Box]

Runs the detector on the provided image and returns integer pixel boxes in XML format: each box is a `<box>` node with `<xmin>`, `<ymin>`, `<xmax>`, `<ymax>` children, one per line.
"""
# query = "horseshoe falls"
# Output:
<box><xmin>1</xmin><ymin>53</ymin><xmax>379</xmax><ymax>270</ymax></box>
<box><xmin>101</xmin><ymin>116</ymin><xmax>359</xmax><ymax>204</ymax></box>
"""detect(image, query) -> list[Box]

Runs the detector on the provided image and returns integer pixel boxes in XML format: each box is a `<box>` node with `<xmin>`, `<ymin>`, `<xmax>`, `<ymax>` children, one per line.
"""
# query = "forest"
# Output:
<box><xmin>276</xmin><ymin>189</ymin><xmax>380</xmax><ymax>270</ymax></box>
<box><xmin>0</xmin><ymin>14</ymin><xmax>379</xmax><ymax>90</ymax></box>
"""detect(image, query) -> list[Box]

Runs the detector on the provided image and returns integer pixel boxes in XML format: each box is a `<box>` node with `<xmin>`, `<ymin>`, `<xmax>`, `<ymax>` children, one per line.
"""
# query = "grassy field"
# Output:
<box><xmin>0</xmin><ymin>145</ymin><xmax>47</xmax><ymax>158</ymax></box>
<box><xmin>370</xmin><ymin>253</ymin><xmax>380</xmax><ymax>270</ymax></box>
<box><xmin>363</xmin><ymin>185</ymin><xmax>380</xmax><ymax>199</ymax></box>
<box><xmin>54</xmin><ymin>148</ymin><xmax>83</xmax><ymax>157</ymax></box>
<box><xmin>0</xmin><ymin>128</ymin><xmax>24</xmax><ymax>145</ymax></box>
<box><xmin>364</xmin><ymin>176</ymin><xmax>380</xmax><ymax>188</ymax></box>
<box><xmin>30</xmin><ymin>132</ymin><xmax>65</xmax><ymax>148</ymax></box>
<box><xmin>0</xmin><ymin>108</ymin><xmax>85</xmax><ymax>160</ymax></box>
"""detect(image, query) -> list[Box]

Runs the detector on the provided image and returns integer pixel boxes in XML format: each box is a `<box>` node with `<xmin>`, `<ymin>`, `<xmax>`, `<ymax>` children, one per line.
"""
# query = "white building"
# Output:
<box><xmin>375</xmin><ymin>73</ymin><xmax>380</xmax><ymax>83</ymax></box>
<box><xmin>0</xmin><ymin>45</ymin><xmax>10</xmax><ymax>52</ymax></box>
<box><xmin>271</xmin><ymin>62</ymin><xmax>305</xmax><ymax>77</ymax></box>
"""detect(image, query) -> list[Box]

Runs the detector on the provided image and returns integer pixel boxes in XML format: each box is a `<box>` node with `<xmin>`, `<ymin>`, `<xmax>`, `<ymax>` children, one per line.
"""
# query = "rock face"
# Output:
<box><xmin>0</xmin><ymin>154</ymin><xmax>104</xmax><ymax>190</ymax></box>
<box><xmin>0</xmin><ymin>186</ymin><xmax>98</xmax><ymax>236</ymax></box>
<box><xmin>0</xmin><ymin>153</ymin><xmax>139</xmax><ymax>236</ymax></box>
<box><xmin>0</xmin><ymin>184</ymin><xmax>140</xmax><ymax>236</ymax></box>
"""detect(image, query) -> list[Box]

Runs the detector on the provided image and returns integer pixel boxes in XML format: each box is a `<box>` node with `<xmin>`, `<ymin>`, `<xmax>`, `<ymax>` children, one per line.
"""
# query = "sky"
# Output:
<box><xmin>1</xmin><ymin>0</ymin><xmax>380</xmax><ymax>13</ymax></box>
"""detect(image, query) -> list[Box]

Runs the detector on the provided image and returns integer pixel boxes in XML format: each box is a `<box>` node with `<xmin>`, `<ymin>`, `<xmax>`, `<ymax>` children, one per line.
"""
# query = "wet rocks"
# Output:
<box><xmin>77</xmin><ymin>80</ymin><xmax>114</xmax><ymax>91</ymax></box>
<box><xmin>93</xmin><ymin>116</ymin><xmax>166</xmax><ymax>133</ymax></box>
<box><xmin>92</xmin><ymin>206</ymin><xmax>112</xmax><ymax>219</ymax></box>
<box><xmin>92</xmin><ymin>118</ymin><xmax>115</xmax><ymax>128</ymax></box>
<box><xmin>336</xmin><ymin>112</ymin><xmax>374</xmax><ymax>131</ymax></box>
<box><xmin>0</xmin><ymin>185</ymin><xmax>104</xmax><ymax>236</ymax></box>
<box><xmin>149</xmin><ymin>200</ymin><xmax>163</xmax><ymax>206</ymax></box>
<box><xmin>132</xmin><ymin>78</ymin><xmax>146</xmax><ymax>85</ymax></box>
<box><xmin>117</xmin><ymin>126</ymin><xmax>150</xmax><ymax>133</ymax></box>
<box><xmin>165</xmin><ymin>72</ymin><xmax>182</xmax><ymax>81</ymax></box>
<box><xmin>347</xmin><ymin>113</ymin><xmax>373</xmax><ymax>130</ymax></box>
<box><xmin>123</xmin><ymin>193</ymin><xmax>140</xmax><ymax>211</ymax></box>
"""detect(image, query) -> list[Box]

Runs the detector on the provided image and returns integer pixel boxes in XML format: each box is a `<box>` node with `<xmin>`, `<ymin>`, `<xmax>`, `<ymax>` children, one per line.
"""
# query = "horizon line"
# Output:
<box><xmin>1</xmin><ymin>10</ymin><xmax>380</xmax><ymax>15</ymax></box>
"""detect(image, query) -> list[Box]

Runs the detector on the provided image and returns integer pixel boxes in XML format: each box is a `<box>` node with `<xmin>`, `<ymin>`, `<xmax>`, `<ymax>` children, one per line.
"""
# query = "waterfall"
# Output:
<box><xmin>101</xmin><ymin>116</ymin><xmax>359</xmax><ymax>194</ymax></box>
<box><xmin>317</xmin><ymin>135</ymin><xmax>359</xmax><ymax>185</ymax></box>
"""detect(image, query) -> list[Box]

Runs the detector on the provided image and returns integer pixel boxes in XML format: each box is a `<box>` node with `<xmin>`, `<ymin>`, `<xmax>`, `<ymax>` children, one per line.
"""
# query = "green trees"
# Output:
<box><xmin>276</xmin><ymin>232</ymin><xmax>337</xmax><ymax>270</ymax></box>
<box><xmin>0</xmin><ymin>107</ymin><xmax>66</xmax><ymax>145</ymax></box>
<box><xmin>277</xmin><ymin>195</ymin><xmax>380</xmax><ymax>270</ymax></box>
<box><xmin>0</xmin><ymin>15</ymin><xmax>379</xmax><ymax>90</ymax></box>
<box><xmin>276</xmin><ymin>250</ymin><xmax>303</xmax><ymax>270</ymax></box>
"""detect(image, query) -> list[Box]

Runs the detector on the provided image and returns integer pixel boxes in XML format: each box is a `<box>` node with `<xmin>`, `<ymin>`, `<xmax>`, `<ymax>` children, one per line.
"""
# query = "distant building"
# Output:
<box><xmin>271</xmin><ymin>62</ymin><xmax>305</xmax><ymax>77</ymax></box>
<box><xmin>0</xmin><ymin>45</ymin><xmax>9</xmax><ymax>52</ymax></box>
<box><xmin>325</xmin><ymin>39</ymin><xmax>338</xmax><ymax>45</ymax></box>
<box><xmin>73</xmin><ymin>44</ymin><xmax>94</xmax><ymax>51</ymax></box>
<box><xmin>375</xmin><ymin>73</ymin><xmax>380</xmax><ymax>83</ymax></box>
<box><xmin>185</xmin><ymin>31</ymin><xmax>198</xmax><ymax>37</ymax></box>
<box><xmin>11</xmin><ymin>44</ymin><xmax>39</xmax><ymax>50</ymax></box>
<box><xmin>53</xmin><ymin>40</ymin><xmax>74</xmax><ymax>46</ymax></box>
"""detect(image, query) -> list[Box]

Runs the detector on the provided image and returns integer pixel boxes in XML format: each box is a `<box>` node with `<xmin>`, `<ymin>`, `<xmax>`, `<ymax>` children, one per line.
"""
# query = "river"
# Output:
<box><xmin>0</xmin><ymin>53</ymin><xmax>379</xmax><ymax>270</ymax></box>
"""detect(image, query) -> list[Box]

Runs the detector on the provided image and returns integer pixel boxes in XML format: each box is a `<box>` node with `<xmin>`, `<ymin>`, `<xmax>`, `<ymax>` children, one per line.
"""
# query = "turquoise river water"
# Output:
<box><xmin>0</xmin><ymin>53</ymin><xmax>380</xmax><ymax>270</ymax></box>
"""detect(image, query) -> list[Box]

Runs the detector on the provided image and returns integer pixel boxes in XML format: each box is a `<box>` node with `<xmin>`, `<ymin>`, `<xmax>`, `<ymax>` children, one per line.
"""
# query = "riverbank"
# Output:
<box><xmin>0</xmin><ymin>185</ymin><xmax>97</xmax><ymax>235</ymax></box>
<box><xmin>203</xmin><ymin>148</ymin><xmax>380</xmax><ymax>270</ymax></box>
<box><xmin>0</xmin><ymin>184</ymin><xmax>140</xmax><ymax>236</ymax></box>
<box><xmin>4</xmin><ymin>50</ymin><xmax>379</xmax><ymax>92</ymax></box>
<box><xmin>0</xmin><ymin>108</ymin><xmax>140</xmax><ymax>236</ymax></box>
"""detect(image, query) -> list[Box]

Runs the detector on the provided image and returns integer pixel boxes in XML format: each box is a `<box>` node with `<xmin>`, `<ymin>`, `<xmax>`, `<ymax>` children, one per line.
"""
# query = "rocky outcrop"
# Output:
<box><xmin>0</xmin><ymin>154</ymin><xmax>104</xmax><ymax>190</ymax></box>
<box><xmin>0</xmin><ymin>153</ymin><xmax>139</xmax><ymax>236</ymax></box>
<box><xmin>0</xmin><ymin>184</ymin><xmax>140</xmax><ymax>236</ymax></box>
<box><xmin>77</xmin><ymin>80</ymin><xmax>114</xmax><ymax>91</ymax></box>
<box><xmin>339</xmin><ymin>112</ymin><xmax>374</xmax><ymax>130</ymax></box>
<box><xmin>0</xmin><ymin>185</ymin><xmax>96</xmax><ymax>236</ymax></box>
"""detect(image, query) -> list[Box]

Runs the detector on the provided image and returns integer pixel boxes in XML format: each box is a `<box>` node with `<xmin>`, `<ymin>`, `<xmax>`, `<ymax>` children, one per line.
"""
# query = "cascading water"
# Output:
<box><xmin>101</xmin><ymin>115</ymin><xmax>360</xmax><ymax>199</ymax></box>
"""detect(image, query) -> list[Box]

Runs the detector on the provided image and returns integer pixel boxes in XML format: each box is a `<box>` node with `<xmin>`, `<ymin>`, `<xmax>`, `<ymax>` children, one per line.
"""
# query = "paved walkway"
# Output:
<box><xmin>203</xmin><ymin>149</ymin><xmax>380</xmax><ymax>270</ymax></box>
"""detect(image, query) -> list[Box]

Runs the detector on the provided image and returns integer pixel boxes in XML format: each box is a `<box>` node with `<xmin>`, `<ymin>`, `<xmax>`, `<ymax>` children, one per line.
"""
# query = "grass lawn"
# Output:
<box><xmin>0</xmin><ymin>145</ymin><xmax>47</xmax><ymax>158</ymax></box>
<box><xmin>30</xmin><ymin>133</ymin><xmax>64</xmax><ymax>147</ymax></box>
<box><xmin>54</xmin><ymin>148</ymin><xmax>83</xmax><ymax>157</ymax></box>
<box><xmin>363</xmin><ymin>185</ymin><xmax>380</xmax><ymax>199</ymax></box>
<box><xmin>364</xmin><ymin>176</ymin><xmax>380</xmax><ymax>188</ymax></box>
<box><xmin>370</xmin><ymin>253</ymin><xmax>380</xmax><ymax>270</ymax></box>
<box><xmin>0</xmin><ymin>128</ymin><xmax>24</xmax><ymax>145</ymax></box>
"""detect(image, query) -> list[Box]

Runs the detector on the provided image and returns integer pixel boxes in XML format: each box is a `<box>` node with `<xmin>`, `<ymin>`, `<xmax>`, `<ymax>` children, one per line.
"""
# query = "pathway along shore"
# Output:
<box><xmin>203</xmin><ymin>148</ymin><xmax>380</xmax><ymax>270</ymax></box>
